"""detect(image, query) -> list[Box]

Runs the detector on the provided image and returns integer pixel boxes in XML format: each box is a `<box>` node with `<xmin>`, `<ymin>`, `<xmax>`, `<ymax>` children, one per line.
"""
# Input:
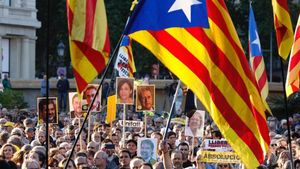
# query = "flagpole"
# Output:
<box><xmin>45</xmin><ymin>0</ymin><xmax>51</xmax><ymax>168</ymax></box>
<box><xmin>163</xmin><ymin>80</ymin><xmax>181</xmax><ymax>140</ymax></box>
<box><xmin>64</xmin><ymin>1</ymin><xmax>139</xmax><ymax>167</ymax></box>
<box><xmin>280</xmin><ymin>59</ymin><xmax>294</xmax><ymax>169</ymax></box>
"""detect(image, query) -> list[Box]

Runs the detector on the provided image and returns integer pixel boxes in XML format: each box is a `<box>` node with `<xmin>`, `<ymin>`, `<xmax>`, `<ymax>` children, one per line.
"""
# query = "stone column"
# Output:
<box><xmin>21</xmin><ymin>37</ymin><xmax>30</xmax><ymax>79</ymax></box>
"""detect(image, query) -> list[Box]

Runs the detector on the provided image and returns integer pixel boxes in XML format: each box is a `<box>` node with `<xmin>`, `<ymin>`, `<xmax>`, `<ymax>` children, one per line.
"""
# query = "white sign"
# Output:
<box><xmin>119</xmin><ymin>120</ymin><xmax>143</xmax><ymax>128</ymax></box>
<box><xmin>203</xmin><ymin>139</ymin><xmax>232</xmax><ymax>152</ymax></box>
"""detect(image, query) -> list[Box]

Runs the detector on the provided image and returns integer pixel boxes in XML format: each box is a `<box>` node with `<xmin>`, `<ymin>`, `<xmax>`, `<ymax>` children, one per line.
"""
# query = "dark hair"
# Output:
<box><xmin>178</xmin><ymin>142</ymin><xmax>189</xmax><ymax>149</ymax></box>
<box><xmin>141</xmin><ymin>163</ymin><xmax>153</xmax><ymax>169</ymax></box>
<box><xmin>119</xmin><ymin>149</ymin><xmax>131</xmax><ymax>158</ymax></box>
<box><xmin>167</xmin><ymin>131</ymin><xmax>176</xmax><ymax>139</ymax></box>
<box><xmin>0</xmin><ymin>160</ymin><xmax>13</xmax><ymax>169</ymax></box>
<box><xmin>126</xmin><ymin>139</ymin><xmax>137</xmax><ymax>146</ymax></box>
<box><xmin>83</xmin><ymin>85</ymin><xmax>97</xmax><ymax>98</ymax></box>
<box><xmin>117</xmin><ymin>78</ymin><xmax>133</xmax><ymax>96</ymax></box>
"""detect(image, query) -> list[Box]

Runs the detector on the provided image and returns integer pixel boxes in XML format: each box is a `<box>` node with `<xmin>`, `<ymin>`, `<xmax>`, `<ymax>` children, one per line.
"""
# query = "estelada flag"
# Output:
<box><xmin>124</xmin><ymin>0</ymin><xmax>269</xmax><ymax>168</ymax></box>
<box><xmin>67</xmin><ymin>0</ymin><xmax>110</xmax><ymax>93</ymax></box>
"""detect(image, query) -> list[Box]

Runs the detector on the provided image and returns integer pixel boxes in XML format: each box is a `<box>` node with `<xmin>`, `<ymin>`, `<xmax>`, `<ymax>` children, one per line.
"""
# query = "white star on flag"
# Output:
<box><xmin>168</xmin><ymin>0</ymin><xmax>202</xmax><ymax>22</ymax></box>
<box><xmin>251</xmin><ymin>30</ymin><xmax>261</xmax><ymax>52</ymax></box>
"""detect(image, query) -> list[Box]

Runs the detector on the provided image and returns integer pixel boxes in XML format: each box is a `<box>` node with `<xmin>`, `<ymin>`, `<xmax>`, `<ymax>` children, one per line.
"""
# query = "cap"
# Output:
<box><xmin>25</xmin><ymin>127</ymin><xmax>35</xmax><ymax>132</ymax></box>
<box><xmin>4</xmin><ymin>121</ymin><xmax>14</xmax><ymax>127</ymax></box>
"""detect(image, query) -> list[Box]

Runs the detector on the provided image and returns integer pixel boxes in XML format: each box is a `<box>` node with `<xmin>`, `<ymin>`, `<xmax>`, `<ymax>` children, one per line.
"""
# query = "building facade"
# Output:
<box><xmin>0</xmin><ymin>0</ymin><xmax>40</xmax><ymax>79</ymax></box>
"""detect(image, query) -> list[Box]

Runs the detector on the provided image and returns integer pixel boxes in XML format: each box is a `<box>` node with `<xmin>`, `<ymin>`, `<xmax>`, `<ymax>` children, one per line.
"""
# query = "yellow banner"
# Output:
<box><xmin>199</xmin><ymin>151</ymin><xmax>241</xmax><ymax>164</ymax></box>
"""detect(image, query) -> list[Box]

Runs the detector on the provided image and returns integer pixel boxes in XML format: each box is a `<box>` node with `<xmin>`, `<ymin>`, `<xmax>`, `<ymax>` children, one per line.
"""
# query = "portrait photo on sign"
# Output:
<box><xmin>82</xmin><ymin>84</ymin><xmax>102</xmax><ymax>112</ymax></box>
<box><xmin>185</xmin><ymin>110</ymin><xmax>205</xmax><ymax>137</ymax></box>
<box><xmin>37</xmin><ymin>97</ymin><xmax>58</xmax><ymax>124</ymax></box>
<box><xmin>116</xmin><ymin>77</ymin><xmax>134</xmax><ymax>105</ymax></box>
<box><xmin>137</xmin><ymin>138</ymin><xmax>157</xmax><ymax>164</ymax></box>
<box><xmin>68</xmin><ymin>92</ymin><xmax>85</xmax><ymax>118</ymax></box>
<box><xmin>136</xmin><ymin>85</ymin><xmax>155</xmax><ymax>111</ymax></box>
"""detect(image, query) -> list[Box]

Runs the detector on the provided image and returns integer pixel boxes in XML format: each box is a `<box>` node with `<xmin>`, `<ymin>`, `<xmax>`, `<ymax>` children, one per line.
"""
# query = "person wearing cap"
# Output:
<box><xmin>2</xmin><ymin>121</ymin><xmax>14</xmax><ymax>133</ymax></box>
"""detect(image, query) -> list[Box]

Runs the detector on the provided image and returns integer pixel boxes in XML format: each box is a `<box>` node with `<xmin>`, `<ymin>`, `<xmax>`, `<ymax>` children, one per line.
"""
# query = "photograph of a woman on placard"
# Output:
<box><xmin>185</xmin><ymin>110</ymin><xmax>205</xmax><ymax>137</ymax></box>
<box><xmin>37</xmin><ymin>97</ymin><xmax>58</xmax><ymax>124</ymax></box>
<box><xmin>116</xmin><ymin>77</ymin><xmax>134</xmax><ymax>105</ymax></box>
<box><xmin>136</xmin><ymin>85</ymin><xmax>155</xmax><ymax>111</ymax></box>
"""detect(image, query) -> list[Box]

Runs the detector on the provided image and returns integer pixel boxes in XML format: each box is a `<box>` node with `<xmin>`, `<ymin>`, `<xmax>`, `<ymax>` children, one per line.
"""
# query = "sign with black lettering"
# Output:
<box><xmin>199</xmin><ymin>151</ymin><xmax>241</xmax><ymax>164</ymax></box>
<box><xmin>119</xmin><ymin>120</ymin><xmax>143</xmax><ymax>128</ymax></box>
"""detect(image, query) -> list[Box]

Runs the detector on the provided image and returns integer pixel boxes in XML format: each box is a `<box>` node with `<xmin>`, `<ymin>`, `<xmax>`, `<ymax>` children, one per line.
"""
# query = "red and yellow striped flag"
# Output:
<box><xmin>286</xmin><ymin>14</ymin><xmax>300</xmax><ymax>97</ymax></box>
<box><xmin>125</xmin><ymin>0</ymin><xmax>269</xmax><ymax>168</ymax></box>
<box><xmin>66</xmin><ymin>0</ymin><xmax>110</xmax><ymax>93</ymax></box>
<box><xmin>272</xmin><ymin>0</ymin><xmax>294</xmax><ymax>60</ymax></box>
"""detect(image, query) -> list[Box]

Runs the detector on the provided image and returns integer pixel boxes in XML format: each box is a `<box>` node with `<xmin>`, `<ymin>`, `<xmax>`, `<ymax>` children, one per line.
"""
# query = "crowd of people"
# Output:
<box><xmin>1</xmin><ymin>76</ymin><xmax>300</xmax><ymax>169</ymax></box>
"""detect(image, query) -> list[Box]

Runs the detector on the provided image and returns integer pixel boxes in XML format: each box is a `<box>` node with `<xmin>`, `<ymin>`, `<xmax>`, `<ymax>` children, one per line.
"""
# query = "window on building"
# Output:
<box><xmin>4</xmin><ymin>0</ymin><xmax>11</xmax><ymax>6</ymax></box>
<box><xmin>2</xmin><ymin>38</ymin><xmax>10</xmax><ymax>78</ymax></box>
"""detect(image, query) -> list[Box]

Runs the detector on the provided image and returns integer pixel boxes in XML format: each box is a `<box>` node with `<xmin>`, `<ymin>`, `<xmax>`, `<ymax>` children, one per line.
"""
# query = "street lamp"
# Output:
<box><xmin>57</xmin><ymin>41</ymin><xmax>65</xmax><ymax>57</ymax></box>
<box><xmin>56</xmin><ymin>41</ymin><xmax>66</xmax><ymax>77</ymax></box>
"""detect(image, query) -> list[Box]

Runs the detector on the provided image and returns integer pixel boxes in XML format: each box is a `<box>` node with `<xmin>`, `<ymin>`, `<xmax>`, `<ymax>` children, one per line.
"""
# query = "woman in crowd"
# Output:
<box><xmin>0</xmin><ymin>143</ymin><xmax>17</xmax><ymax>161</ymax></box>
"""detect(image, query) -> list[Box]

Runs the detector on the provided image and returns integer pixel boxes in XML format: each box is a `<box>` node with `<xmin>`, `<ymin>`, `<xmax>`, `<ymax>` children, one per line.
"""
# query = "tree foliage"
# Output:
<box><xmin>0</xmin><ymin>90</ymin><xmax>28</xmax><ymax>109</ymax></box>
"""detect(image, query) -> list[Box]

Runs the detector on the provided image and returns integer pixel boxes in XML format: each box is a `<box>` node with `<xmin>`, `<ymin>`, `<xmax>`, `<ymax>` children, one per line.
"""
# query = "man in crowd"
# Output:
<box><xmin>38</xmin><ymin>98</ymin><xmax>57</xmax><ymax>124</ymax></box>
<box><xmin>56</xmin><ymin>74</ymin><xmax>69</xmax><ymax>112</ymax></box>
<box><xmin>137</xmin><ymin>86</ymin><xmax>154</xmax><ymax>111</ymax></box>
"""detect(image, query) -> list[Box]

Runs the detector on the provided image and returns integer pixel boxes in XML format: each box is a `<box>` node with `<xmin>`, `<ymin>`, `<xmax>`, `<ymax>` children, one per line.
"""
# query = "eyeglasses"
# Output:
<box><xmin>271</xmin><ymin>144</ymin><xmax>277</xmax><ymax>147</ymax></box>
<box><xmin>88</xmin><ymin>147</ymin><xmax>94</xmax><ymax>149</ymax></box>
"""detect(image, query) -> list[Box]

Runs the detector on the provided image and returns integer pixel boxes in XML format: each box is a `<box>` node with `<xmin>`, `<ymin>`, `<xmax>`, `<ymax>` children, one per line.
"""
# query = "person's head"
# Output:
<box><xmin>188</xmin><ymin>111</ymin><xmax>203</xmax><ymax>130</ymax></box>
<box><xmin>140</xmin><ymin>139</ymin><xmax>154</xmax><ymax>160</ymax></box>
<box><xmin>21</xmin><ymin>159</ymin><xmax>40</xmax><ymax>169</ymax></box>
<box><xmin>140</xmin><ymin>163</ymin><xmax>153</xmax><ymax>169</ymax></box>
<box><xmin>171</xmin><ymin>150</ymin><xmax>183</xmax><ymax>169</ymax></box>
<box><xmin>94</xmin><ymin>150</ymin><xmax>108</xmax><ymax>168</ymax></box>
<box><xmin>178</xmin><ymin>142</ymin><xmax>189</xmax><ymax>161</ymax></box>
<box><xmin>117</xmin><ymin>78</ymin><xmax>133</xmax><ymax>103</ymax></box>
<box><xmin>295</xmin><ymin>159</ymin><xmax>300</xmax><ymax>169</ymax></box>
<box><xmin>91</xmin><ymin>132</ymin><xmax>101</xmax><ymax>143</ymax></box>
<box><xmin>130</xmin><ymin>157</ymin><xmax>144</xmax><ymax>169</ymax></box>
<box><xmin>58</xmin><ymin>158</ymin><xmax>76</xmax><ymax>169</ymax></box>
<box><xmin>87</xmin><ymin>141</ymin><xmax>99</xmax><ymax>153</ymax></box>
<box><xmin>119</xmin><ymin>149</ymin><xmax>132</xmax><ymax>167</ymax></box>
<box><xmin>0</xmin><ymin>143</ymin><xmax>16</xmax><ymax>160</ymax></box>
<box><xmin>39</xmin><ymin>99</ymin><xmax>56</xmax><ymax>122</ymax></box>
<box><xmin>167</xmin><ymin>131</ymin><xmax>177</xmax><ymax>147</ymax></box>
<box><xmin>138</xmin><ymin>86</ymin><xmax>153</xmax><ymax>110</ymax></box>
<box><xmin>126</xmin><ymin>140</ymin><xmax>137</xmax><ymax>156</ymax></box>
<box><xmin>83</xmin><ymin>85</ymin><xmax>99</xmax><ymax>105</ymax></box>
<box><xmin>72</xmin><ymin>94</ymin><xmax>82</xmax><ymax>116</ymax></box>
<box><xmin>217</xmin><ymin>163</ymin><xmax>232</xmax><ymax>169</ymax></box>
<box><xmin>37</xmin><ymin>130</ymin><xmax>46</xmax><ymax>144</ymax></box>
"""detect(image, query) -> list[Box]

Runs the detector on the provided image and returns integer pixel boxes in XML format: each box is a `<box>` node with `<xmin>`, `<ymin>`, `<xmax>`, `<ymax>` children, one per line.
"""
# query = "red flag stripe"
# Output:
<box><xmin>252</xmin><ymin>57</ymin><xmax>263</xmax><ymax>70</ymax></box>
<box><xmin>84</xmin><ymin>0</ymin><xmax>97</xmax><ymax>47</ymax></box>
<box><xmin>207</xmin><ymin>1</ymin><xmax>256</xmax><ymax>86</ymax></box>
<box><xmin>187</xmin><ymin>28</ymin><xmax>253</xmax><ymax>111</ymax></box>
<box><xmin>257</xmin><ymin>73</ymin><xmax>268</xmax><ymax>92</ymax></box>
<box><xmin>75</xmin><ymin>41</ymin><xmax>107</xmax><ymax>73</ymax></box>
<box><xmin>290</xmin><ymin>50</ymin><xmax>300</xmax><ymax>70</ymax></box>
<box><xmin>148</xmin><ymin>30</ymin><xmax>264</xmax><ymax>160</ymax></box>
<box><xmin>276</xmin><ymin>0</ymin><xmax>289</xmax><ymax>10</ymax></box>
<box><xmin>73</xmin><ymin>69</ymin><xmax>88</xmax><ymax>93</ymax></box>
<box><xmin>66</xmin><ymin>1</ymin><xmax>74</xmax><ymax>34</ymax></box>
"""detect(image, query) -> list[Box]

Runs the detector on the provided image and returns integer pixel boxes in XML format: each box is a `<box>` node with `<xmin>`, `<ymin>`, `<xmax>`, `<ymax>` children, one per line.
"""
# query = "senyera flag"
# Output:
<box><xmin>66</xmin><ymin>0</ymin><xmax>110</xmax><ymax>93</ymax></box>
<box><xmin>249</xmin><ymin>4</ymin><xmax>270</xmax><ymax>112</ymax></box>
<box><xmin>124</xmin><ymin>0</ymin><xmax>270</xmax><ymax>168</ymax></box>
<box><xmin>286</xmin><ymin>14</ymin><xmax>300</xmax><ymax>97</ymax></box>
<box><xmin>272</xmin><ymin>0</ymin><xmax>294</xmax><ymax>60</ymax></box>
<box><xmin>114</xmin><ymin>35</ymin><xmax>136</xmax><ymax>77</ymax></box>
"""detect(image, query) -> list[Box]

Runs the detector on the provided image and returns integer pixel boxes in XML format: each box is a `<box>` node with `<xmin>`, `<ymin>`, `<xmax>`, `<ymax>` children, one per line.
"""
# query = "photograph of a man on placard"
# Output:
<box><xmin>116</xmin><ymin>77</ymin><xmax>134</xmax><ymax>105</ymax></box>
<box><xmin>136</xmin><ymin>85</ymin><xmax>155</xmax><ymax>111</ymax></box>
<box><xmin>37</xmin><ymin>97</ymin><xmax>58</xmax><ymax>124</ymax></box>
<box><xmin>185</xmin><ymin>110</ymin><xmax>205</xmax><ymax>137</ymax></box>
<box><xmin>82</xmin><ymin>84</ymin><xmax>101</xmax><ymax>112</ymax></box>
<box><xmin>137</xmin><ymin>138</ymin><xmax>157</xmax><ymax>165</ymax></box>
<box><xmin>69</xmin><ymin>92</ymin><xmax>85</xmax><ymax>118</ymax></box>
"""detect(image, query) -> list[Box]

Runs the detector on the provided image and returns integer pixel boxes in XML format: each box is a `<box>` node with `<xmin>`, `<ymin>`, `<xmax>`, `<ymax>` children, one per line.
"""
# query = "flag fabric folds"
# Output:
<box><xmin>286</xmin><ymin>14</ymin><xmax>300</xmax><ymax>97</ymax></box>
<box><xmin>272</xmin><ymin>0</ymin><xmax>294</xmax><ymax>60</ymax></box>
<box><xmin>66</xmin><ymin>0</ymin><xmax>110</xmax><ymax>93</ymax></box>
<box><xmin>114</xmin><ymin>35</ymin><xmax>136</xmax><ymax>77</ymax></box>
<box><xmin>249</xmin><ymin>4</ymin><xmax>270</xmax><ymax>112</ymax></box>
<box><xmin>124</xmin><ymin>0</ymin><xmax>270</xmax><ymax>168</ymax></box>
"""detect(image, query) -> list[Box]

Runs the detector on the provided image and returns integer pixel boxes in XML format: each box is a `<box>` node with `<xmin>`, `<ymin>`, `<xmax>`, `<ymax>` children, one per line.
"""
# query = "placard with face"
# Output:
<box><xmin>116</xmin><ymin>77</ymin><xmax>134</xmax><ymax>105</ymax></box>
<box><xmin>136</xmin><ymin>85</ymin><xmax>155</xmax><ymax>111</ymax></box>
<box><xmin>37</xmin><ymin>97</ymin><xmax>58</xmax><ymax>124</ymax></box>
<box><xmin>185</xmin><ymin>110</ymin><xmax>205</xmax><ymax>137</ymax></box>
<box><xmin>82</xmin><ymin>84</ymin><xmax>102</xmax><ymax>112</ymax></box>
<box><xmin>137</xmin><ymin>138</ymin><xmax>157</xmax><ymax>163</ymax></box>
